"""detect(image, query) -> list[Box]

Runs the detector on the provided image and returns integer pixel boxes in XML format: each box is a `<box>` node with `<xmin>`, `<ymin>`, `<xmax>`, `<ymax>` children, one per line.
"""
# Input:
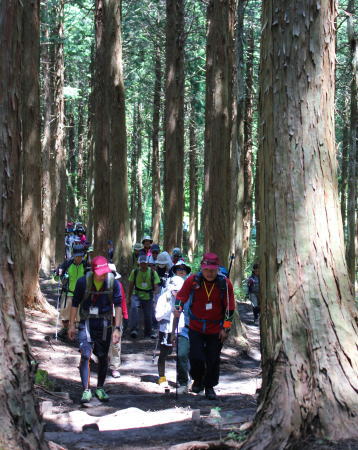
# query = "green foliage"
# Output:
<box><xmin>225</xmin><ymin>430</ymin><xmax>249</xmax><ymax>442</ymax></box>
<box><xmin>34</xmin><ymin>369</ymin><xmax>55</xmax><ymax>390</ymax></box>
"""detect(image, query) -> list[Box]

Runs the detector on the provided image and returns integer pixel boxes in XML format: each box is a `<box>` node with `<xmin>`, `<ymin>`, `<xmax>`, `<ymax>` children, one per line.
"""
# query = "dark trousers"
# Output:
<box><xmin>189</xmin><ymin>329</ymin><xmax>222</xmax><ymax>388</ymax></box>
<box><xmin>157</xmin><ymin>332</ymin><xmax>173</xmax><ymax>377</ymax></box>
<box><xmin>129</xmin><ymin>295</ymin><xmax>153</xmax><ymax>336</ymax></box>
<box><xmin>78</xmin><ymin>321</ymin><xmax>112</xmax><ymax>389</ymax></box>
<box><xmin>177</xmin><ymin>335</ymin><xmax>190</xmax><ymax>386</ymax></box>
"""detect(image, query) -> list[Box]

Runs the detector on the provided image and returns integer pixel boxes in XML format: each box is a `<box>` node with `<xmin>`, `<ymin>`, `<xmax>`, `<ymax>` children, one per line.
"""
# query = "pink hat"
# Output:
<box><xmin>201</xmin><ymin>252</ymin><xmax>220</xmax><ymax>269</ymax></box>
<box><xmin>91</xmin><ymin>256</ymin><xmax>111</xmax><ymax>276</ymax></box>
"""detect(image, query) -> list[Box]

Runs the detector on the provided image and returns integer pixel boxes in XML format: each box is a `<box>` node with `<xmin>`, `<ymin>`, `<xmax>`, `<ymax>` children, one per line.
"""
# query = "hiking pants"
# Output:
<box><xmin>188</xmin><ymin>329</ymin><xmax>222</xmax><ymax>388</ymax></box>
<box><xmin>157</xmin><ymin>332</ymin><xmax>173</xmax><ymax>377</ymax></box>
<box><xmin>177</xmin><ymin>335</ymin><xmax>190</xmax><ymax>386</ymax></box>
<box><xmin>78</xmin><ymin>320</ymin><xmax>112</xmax><ymax>389</ymax></box>
<box><xmin>129</xmin><ymin>295</ymin><xmax>153</xmax><ymax>336</ymax></box>
<box><xmin>109</xmin><ymin>332</ymin><xmax>122</xmax><ymax>370</ymax></box>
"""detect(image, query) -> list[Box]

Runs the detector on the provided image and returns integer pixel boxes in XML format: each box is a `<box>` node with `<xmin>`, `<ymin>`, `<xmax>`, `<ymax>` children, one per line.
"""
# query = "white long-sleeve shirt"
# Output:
<box><xmin>155</xmin><ymin>289</ymin><xmax>186</xmax><ymax>334</ymax></box>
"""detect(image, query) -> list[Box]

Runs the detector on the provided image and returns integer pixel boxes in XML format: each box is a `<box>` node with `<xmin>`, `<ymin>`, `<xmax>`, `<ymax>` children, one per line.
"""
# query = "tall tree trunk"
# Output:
<box><xmin>346</xmin><ymin>0</ymin><xmax>357</xmax><ymax>291</ymax></box>
<box><xmin>243</xmin><ymin>1</ymin><xmax>358</xmax><ymax>448</ymax></box>
<box><xmin>86</xmin><ymin>49</ymin><xmax>95</xmax><ymax>243</ymax></box>
<box><xmin>107</xmin><ymin>0</ymin><xmax>132</xmax><ymax>275</ymax></box>
<box><xmin>163</xmin><ymin>0</ymin><xmax>185</xmax><ymax>251</ymax></box>
<box><xmin>21</xmin><ymin>0</ymin><xmax>46</xmax><ymax>309</ymax></box>
<box><xmin>130</xmin><ymin>106</ymin><xmax>138</xmax><ymax>243</ymax></box>
<box><xmin>77</xmin><ymin>96</ymin><xmax>86</xmax><ymax>219</ymax></box>
<box><xmin>94</xmin><ymin>0</ymin><xmax>111</xmax><ymax>255</ymax></box>
<box><xmin>0</xmin><ymin>0</ymin><xmax>46</xmax><ymax>446</ymax></box>
<box><xmin>53</xmin><ymin>0</ymin><xmax>66</xmax><ymax>265</ymax></box>
<box><xmin>67</xmin><ymin>111</ymin><xmax>76</xmax><ymax>220</ymax></box>
<box><xmin>136</xmin><ymin>104</ymin><xmax>144</xmax><ymax>241</ymax></box>
<box><xmin>242</xmin><ymin>24</ymin><xmax>254</xmax><ymax>268</ymax></box>
<box><xmin>152</xmin><ymin>45</ymin><xmax>162</xmax><ymax>243</ymax></box>
<box><xmin>40</xmin><ymin>0</ymin><xmax>54</xmax><ymax>274</ymax></box>
<box><xmin>232</xmin><ymin>0</ymin><xmax>245</xmax><ymax>283</ymax></box>
<box><xmin>339</xmin><ymin>94</ymin><xmax>349</xmax><ymax>233</ymax></box>
<box><xmin>204</xmin><ymin>0</ymin><xmax>236</xmax><ymax>266</ymax></box>
<box><xmin>188</xmin><ymin>101</ymin><xmax>198</xmax><ymax>262</ymax></box>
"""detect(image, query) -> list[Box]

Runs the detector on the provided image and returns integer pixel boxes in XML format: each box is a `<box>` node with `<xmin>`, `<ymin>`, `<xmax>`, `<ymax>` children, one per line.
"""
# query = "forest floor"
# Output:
<box><xmin>27</xmin><ymin>277</ymin><xmax>358</xmax><ymax>450</ymax></box>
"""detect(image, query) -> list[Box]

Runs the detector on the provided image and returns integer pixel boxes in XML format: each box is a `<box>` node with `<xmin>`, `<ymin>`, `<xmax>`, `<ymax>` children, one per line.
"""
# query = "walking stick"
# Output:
<box><xmin>227</xmin><ymin>253</ymin><xmax>235</xmax><ymax>278</ymax></box>
<box><xmin>55</xmin><ymin>280</ymin><xmax>62</xmax><ymax>341</ymax></box>
<box><xmin>175</xmin><ymin>321</ymin><xmax>179</xmax><ymax>400</ymax></box>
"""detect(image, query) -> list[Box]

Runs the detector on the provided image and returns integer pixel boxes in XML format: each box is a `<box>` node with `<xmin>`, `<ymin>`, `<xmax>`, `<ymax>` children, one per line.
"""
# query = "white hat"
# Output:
<box><xmin>156</xmin><ymin>251</ymin><xmax>173</xmax><ymax>268</ymax></box>
<box><xmin>108</xmin><ymin>263</ymin><xmax>121</xmax><ymax>279</ymax></box>
<box><xmin>167</xmin><ymin>275</ymin><xmax>184</xmax><ymax>292</ymax></box>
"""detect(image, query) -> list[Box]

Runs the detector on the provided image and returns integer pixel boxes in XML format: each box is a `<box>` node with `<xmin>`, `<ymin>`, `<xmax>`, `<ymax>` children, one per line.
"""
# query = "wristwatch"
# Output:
<box><xmin>114</xmin><ymin>326</ymin><xmax>122</xmax><ymax>332</ymax></box>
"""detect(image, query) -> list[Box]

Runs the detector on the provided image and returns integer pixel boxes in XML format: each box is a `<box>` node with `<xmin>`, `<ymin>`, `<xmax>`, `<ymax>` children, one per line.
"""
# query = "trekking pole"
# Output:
<box><xmin>227</xmin><ymin>253</ymin><xmax>235</xmax><ymax>278</ymax></box>
<box><xmin>175</xmin><ymin>322</ymin><xmax>179</xmax><ymax>400</ymax></box>
<box><xmin>54</xmin><ymin>279</ymin><xmax>62</xmax><ymax>341</ymax></box>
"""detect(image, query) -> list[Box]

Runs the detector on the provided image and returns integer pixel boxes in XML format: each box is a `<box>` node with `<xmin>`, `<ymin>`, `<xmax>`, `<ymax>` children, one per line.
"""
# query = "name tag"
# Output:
<box><xmin>206</xmin><ymin>303</ymin><xmax>213</xmax><ymax>310</ymax></box>
<box><xmin>141</xmin><ymin>282</ymin><xmax>148</xmax><ymax>288</ymax></box>
<box><xmin>89</xmin><ymin>306</ymin><xmax>99</xmax><ymax>315</ymax></box>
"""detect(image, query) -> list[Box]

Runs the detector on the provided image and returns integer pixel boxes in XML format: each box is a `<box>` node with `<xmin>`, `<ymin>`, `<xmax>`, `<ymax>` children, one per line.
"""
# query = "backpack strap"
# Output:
<box><xmin>79</xmin><ymin>272</ymin><xmax>115</xmax><ymax>321</ymax></box>
<box><xmin>187</xmin><ymin>272</ymin><xmax>228</xmax><ymax>333</ymax></box>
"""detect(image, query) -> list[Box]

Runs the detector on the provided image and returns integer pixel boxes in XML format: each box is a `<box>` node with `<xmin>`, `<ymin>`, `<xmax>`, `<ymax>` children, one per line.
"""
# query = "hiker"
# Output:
<box><xmin>174</xmin><ymin>252</ymin><xmax>235</xmax><ymax>400</ymax></box>
<box><xmin>127</xmin><ymin>254</ymin><xmax>160</xmax><ymax>339</ymax></box>
<box><xmin>75</xmin><ymin>224</ymin><xmax>87</xmax><ymax>244</ymax></box>
<box><xmin>107</xmin><ymin>240</ymin><xmax>114</xmax><ymax>263</ymax></box>
<box><xmin>155</xmin><ymin>251</ymin><xmax>173</xmax><ymax>289</ymax></box>
<box><xmin>155</xmin><ymin>276</ymin><xmax>184</xmax><ymax>390</ymax></box>
<box><xmin>148</xmin><ymin>243</ymin><xmax>160</xmax><ymax>267</ymax></box>
<box><xmin>141</xmin><ymin>236</ymin><xmax>153</xmax><ymax>256</ymax></box>
<box><xmin>171</xmin><ymin>260</ymin><xmax>191</xmax><ymax>279</ymax></box>
<box><xmin>65</xmin><ymin>230</ymin><xmax>76</xmax><ymax>260</ymax></box>
<box><xmin>247</xmin><ymin>263</ymin><xmax>260</xmax><ymax>324</ymax></box>
<box><xmin>108</xmin><ymin>264</ymin><xmax>128</xmax><ymax>378</ymax></box>
<box><xmin>55</xmin><ymin>244</ymin><xmax>88</xmax><ymax>340</ymax></box>
<box><xmin>68</xmin><ymin>256</ymin><xmax>122</xmax><ymax>403</ymax></box>
<box><xmin>132</xmin><ymin>243</ymin><xmax>143</xmax><ymax>266</ymax></box>
<box><xmin>168</xmin><ymin>248</ymin><xmax>183</xmax><ymax>276</ymax></box>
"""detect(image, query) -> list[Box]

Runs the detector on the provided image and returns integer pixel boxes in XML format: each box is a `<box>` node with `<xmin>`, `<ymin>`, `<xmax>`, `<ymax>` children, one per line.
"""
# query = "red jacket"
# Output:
<box><xmin>119</xmin><ymin>282</ymin><xmax>128</xmax><ymax>319</ymax></box>
<box><xmin>176</xmin><ymin>273</ymin><xmax>235</xmax><ymax>334</ymax></box>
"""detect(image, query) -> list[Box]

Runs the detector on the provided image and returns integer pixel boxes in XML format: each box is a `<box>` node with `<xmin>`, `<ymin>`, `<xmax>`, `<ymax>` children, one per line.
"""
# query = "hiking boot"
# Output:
<box><xmin>130</xmin><ymin>330</ymin><xmax>138</xmax><ymax>339</ymax></box>
<box><xmin>177</xmin><ymin>384</ymin><xmax>188</xmax><ymax>394</ymax></box>
<box><xmin>80</xmin><ymin>389</ymin><xmax>92</xmax><ymax>403</ymax></box>
<box><xmin>95</xmin><ymin>387</ymin><xmax>109</xmax><ymax>402</ymax></box>
<box><xmin>150</xmin><ymin>332</ymin><xmax>157</xmax><ymax>339</ymax></box>
<box><xmin>205</xmin><ymin>387</ymin><xmax>217</xmax><ymax>400</ymax></box>
<box><xmin>191</xmin><ymin>381</ymin><xmax>204</xmax><ymax>394</ymax></box>
<box><xmin>158</xmin><ymin>376</ymin><xmax>169</xmax><ymax>388</ymax></box>
<box><xmin>111</xmin><ymin>370</ymin><xmax>120</xmax><ymax>378</ymax></box>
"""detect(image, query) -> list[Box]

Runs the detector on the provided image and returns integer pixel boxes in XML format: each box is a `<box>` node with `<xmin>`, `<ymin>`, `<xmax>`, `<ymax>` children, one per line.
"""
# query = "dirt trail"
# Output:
<box><xmin>28</xmin><ymin>277</ymin><xmax>261</xmax><ymax>449</ymax></box>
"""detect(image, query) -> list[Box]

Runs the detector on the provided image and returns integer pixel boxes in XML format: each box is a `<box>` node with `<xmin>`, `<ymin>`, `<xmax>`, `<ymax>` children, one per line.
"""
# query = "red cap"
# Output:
<box><xmin>201</xmin><ymin>252</ymin><xmax>220</xmax><ymax>269</ymax></box>
<box><xmin>91</xmin><ymin>255</ymin><xmax>111</xmax><ymax>276</ymax></box>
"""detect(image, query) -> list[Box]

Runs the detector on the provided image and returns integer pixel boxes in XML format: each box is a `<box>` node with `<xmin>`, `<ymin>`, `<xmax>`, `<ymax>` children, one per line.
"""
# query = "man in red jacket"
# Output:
<box><xmin>175</xmin><ymin>252</ymin><xmax>235</xmax><ymax>400</ymax></box>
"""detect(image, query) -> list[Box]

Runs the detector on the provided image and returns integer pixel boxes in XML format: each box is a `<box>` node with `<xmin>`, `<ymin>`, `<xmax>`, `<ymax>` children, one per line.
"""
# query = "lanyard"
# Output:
<box><xmin>203</xmin><ymin>281</ymin><xmax>215</xmax><ymax>302</ymax></box>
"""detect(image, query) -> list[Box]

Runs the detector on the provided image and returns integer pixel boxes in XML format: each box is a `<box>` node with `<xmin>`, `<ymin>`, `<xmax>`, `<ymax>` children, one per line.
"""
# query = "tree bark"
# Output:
<box><xmin>188</xmin><ymin>101</ymin><xmax>198</xmax><ymax>262</ymax></box>
<box><xmin>130</xmin><ymin>106</ymin><xmax>138</xmax><ymax>243</ymax></box>
<box><xmin>0</xmin><ymin>0</ymin><xmax>47</xmax><ymax>447</ymax></box>
<box><xmin>232</xmin><ymin>0</ymin><xmax>245</xmax><ymax>283</ymax></box>
<box><xmin>204</xmin><ymin>0</ymin><xmax>236</xmax><ymax>266</ymax></box>
<box><xmin>163</xmin><ymin>0</ymin><xmax>185</xmax><ymax>251</ymax></box>
<box><xmin>242</xmin><ymin>24</ymin><xmax>254</xmax><ymax>270</ymax></box>
<box><xmin>21</xmin><ymin>0</ymin><xmax>46</xmax><ymax>309</ymax></box>
<box><xmin>53</xmin><ymin>0</ymin><xmax>66</xmax><ymax>265</ymax></box>
<box><xmin>94</xmin><ymin>0</ymin><xmax>111</xmax><ymax>255</ymax></box>
<box><xmin>152</xmin><ymin>45</ymin><xmax>162</xmax><ymax>243</ymax></box>
<box><xmin>135</xmin><ymin>104</ymin><xmax>144</xmax><ymax>241</ymax></box>
<box><xmin>41</xmin><ymin>0</ymin><xmax>54</xmax><ymax>275</ymax></box>
<box><xmin>106</xmin><ymin>0</ymin><xmax>132</xmax><ymax>275</ymax></box>
<box><xmin>346</xmin><ymin>0</ymin><xmax>357</xmax><ymax>291</ymax></box>
<box><xmin>243</xmin><ymin>1</ymin><xmax>358</xmax><ymax>448</ymax></box>
<box><xmin>66</xmin><ymin>111</ymin><xmax>76</xmax><ymax>220</ymax></box>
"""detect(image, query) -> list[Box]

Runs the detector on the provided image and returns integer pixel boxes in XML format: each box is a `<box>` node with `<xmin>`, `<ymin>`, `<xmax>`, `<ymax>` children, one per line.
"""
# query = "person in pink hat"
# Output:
<box><xmin>173</xmin><ymin>252</ymin><xmax>235</xmax><ymax>400</ymax></box>
<box><xmin>68</xmin><ymin>256</ymin><xmax>122</xmax><ymax>404</ymax></box>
